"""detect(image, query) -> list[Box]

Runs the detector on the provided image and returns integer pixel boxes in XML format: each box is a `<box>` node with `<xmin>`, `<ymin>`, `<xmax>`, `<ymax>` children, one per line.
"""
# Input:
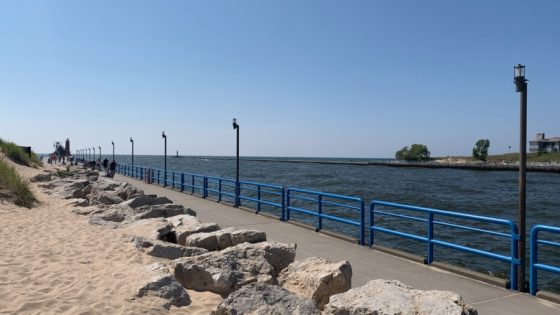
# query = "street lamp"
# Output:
<box><xmin>162</xmin><ymin>131</ymin><xmax>167</xmax><ymax>187</ymax></box>
<box><xmin>112</xmin><ymin>141</ymin><xmax>115</xmax><ymax>161</ymax></box>
<box><xmin>93</xmin><ymin>146</ymin><xmax>96</xmax><ymax>162</ymax></box>
<box><xmin>232</xmin><ymin>118</ymin><xmax>240</xmax><ymax>207</ymax></box>
<box><xmin>99</xmin><ymin>146</ymin><xmax>102</xmax><ymax>161</ymax></box>
<box><xmin>87</xmin><ymin>148</ymin><xmax>91</xmax><ymax>161</ymax></box>
<box><xmin>514</xmin><ymin>64</ymin><xmax>528</xmax><ymax>292</ymax></box>
<box><xmin>130</xmin><ymin>137</ymin><xmax>134</xmax><ymax>167</ymax></box>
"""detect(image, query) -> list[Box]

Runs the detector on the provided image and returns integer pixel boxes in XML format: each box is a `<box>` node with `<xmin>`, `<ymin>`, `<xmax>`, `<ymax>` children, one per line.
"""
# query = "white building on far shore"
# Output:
<box><xmin>529</xmin><ymin>133</ymin><xmax>560</xmax><ymax>153</ymax></box>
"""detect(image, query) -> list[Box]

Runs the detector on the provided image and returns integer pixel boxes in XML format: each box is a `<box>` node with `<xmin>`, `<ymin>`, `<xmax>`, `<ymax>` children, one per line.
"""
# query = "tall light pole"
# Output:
<box><xmin>233</xmin><ymin>118</ymin><xmax>240</xmax><ymax>207</ymax></box>
<box><xmin>111</xmin><ymin>141</ymin><xmax>115</xmax><ymax>161</ymax></box>
<box><xmin>130</xmin><ymin>137</ymin><xmax>134</xmax><ymax>167</ymax></box>
<box><xmin>99</xmin><ymin>146</ymin><xmax>102</xmax><ymax>160</ymax></box>
<box><xmin>514</xmin><ymin>64</ymin><xmax>528</xmax><ymax>292</ymax></box>
<box><xmin>87</xmin><ymin>148</ymin><xmax>91</xmax><ymax>161</ymax></box>
<box><xmin>93</xmin><ymin>146</ymin><xmax>96</xmax><ymax>162</ymax></box>
<box><xmin>162</xmin><ymin>131</ymin><xmax>167</xmax><ymax>187</ymax></box>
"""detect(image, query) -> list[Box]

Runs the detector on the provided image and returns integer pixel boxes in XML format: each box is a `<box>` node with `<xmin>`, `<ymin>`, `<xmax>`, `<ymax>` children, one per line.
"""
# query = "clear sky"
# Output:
<box><xmin>1</xmin><ymin>1</ymin><xmax>559</xmax><ymax>158</ymax></box>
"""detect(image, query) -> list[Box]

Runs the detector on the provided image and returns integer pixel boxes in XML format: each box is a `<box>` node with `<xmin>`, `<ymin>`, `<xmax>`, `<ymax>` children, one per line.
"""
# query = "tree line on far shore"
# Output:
<box><xmin>395</xmin><ymin>139</ymin><xmax>490</xmax><ymax>162</ymax></box>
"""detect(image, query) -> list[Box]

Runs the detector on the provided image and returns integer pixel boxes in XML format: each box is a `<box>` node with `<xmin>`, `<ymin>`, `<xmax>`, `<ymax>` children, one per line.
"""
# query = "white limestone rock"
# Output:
<box><xmin>278</xmin><ymin>257</ymin><xmax>352</xmax><ymax>309</ymax></box>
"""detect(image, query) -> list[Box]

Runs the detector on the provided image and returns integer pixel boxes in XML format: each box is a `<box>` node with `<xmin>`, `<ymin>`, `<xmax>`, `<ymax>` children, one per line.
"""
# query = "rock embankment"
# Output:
<box><xmin>38</xmin><ymin>166</ymin><xmax>477</xmax><ymax>314</ymax></box>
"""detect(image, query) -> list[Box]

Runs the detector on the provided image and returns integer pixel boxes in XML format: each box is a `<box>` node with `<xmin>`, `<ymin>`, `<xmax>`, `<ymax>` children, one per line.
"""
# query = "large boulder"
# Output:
<box><xmin>121</xmin><ymin>195</ymin><xmax>173</xmax><ymax>208</ymax></box>
<box><xmin>175</xmin><ymin>222</ymin><xmax>220</xmax><ymax>246</ymax></box>
<box><xmin>50</xmin><ymin>179</ymin><xmax>90</xmax><ymax>199</ymax></box>
<box><xmin>323</xmin><ymin>279</ymin><xmax>477</xmax><ymax>315</ymax></box>
<box><xmin>212</xmin><ymin>283</ymin><xmax>320</xmax><ymax>315</ymax></box>
<box><xmin>278</xmin><ymin>257</ymin><xmax>351</xmax><ymax>309</ymax></box>
<box><xmin>133</xmin><ymin>236</ymin><xmax>208</xmax><ymax>260</ymax></box>
<box><xmin>174</xmin><ymin>241</ymin><xmax>296</xmax><ymax>297</ymax></box>
<box><xmin>122</xmin><ymin>217</ymin><xmax>175</xmax><ymax>241</ymax></box>
<box><xmin>184</xmin><ymin>228</ymin><xmax>266</xmax><ymax>251</ymax></box>
<box><xmin>93</xmin><ymin>193</ymin><xmax>125</xmax><ymax>205</ymax></box>
<box><xmin>136</xmin><ymin>264</ymin><xmax>191</xmax><ymax>310</ymax></box>
<box><xmin>126</xmin><ymin>204</ymin><xmax>196</xmax><ymax>222</ymax></box>
<box><xmin>115</xmin><ymin>183</ymin><xmax>144</xmax><ymax>200</ymax></box>
<box><xmin>92</xmin><ymin>178</ymin><xmax>122</xmax><ymax>191</ymax></box>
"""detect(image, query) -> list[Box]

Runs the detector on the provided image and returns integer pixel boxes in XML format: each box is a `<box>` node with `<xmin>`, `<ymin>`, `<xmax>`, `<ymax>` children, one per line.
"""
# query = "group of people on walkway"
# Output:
<box><xmin>82</xmin><ymin>158</ymin><xmax>117</xmax><ymax>177</ymax></box>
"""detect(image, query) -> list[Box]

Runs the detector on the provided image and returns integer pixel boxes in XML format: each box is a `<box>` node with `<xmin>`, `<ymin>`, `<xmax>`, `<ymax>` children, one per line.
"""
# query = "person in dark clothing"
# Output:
<box><xmin>102</xmin><ymin>158</ymin><xmax>108</xmax><ymax>172</ymax></box>
<box><xmin>109</xmin><ymin>160</ymin><xmax>116</xmax><ymax>178</ymax></box>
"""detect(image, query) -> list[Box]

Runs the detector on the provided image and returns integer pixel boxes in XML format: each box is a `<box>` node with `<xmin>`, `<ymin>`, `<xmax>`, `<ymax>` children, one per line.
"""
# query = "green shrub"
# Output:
<box><xmin>0</xmin><ymin>157</ymin><xmax>37</xmax><ymax>208</ymax></box>
<box><xmin>0</xmin><ymin>138</ymin><xmax>42</xmax><ymax>167</ymax></box>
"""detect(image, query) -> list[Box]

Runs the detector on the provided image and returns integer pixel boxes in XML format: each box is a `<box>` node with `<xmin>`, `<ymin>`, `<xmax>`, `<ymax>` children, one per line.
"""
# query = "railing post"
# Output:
<box><xmin>140</xmin><ymin>167</ymin><xmax>144</xmax><ymax>181</ymax></box>
<box><xmin>369</xmin><ymin>201</ymin><xmax>375</xmax><ymax>247</ymax></box>
<box><xmin>286</xmin><ymin>189</ymin><xmax>291</xmax><ymax>221</ymax></box>
<box><xmin>281</xmin><ymin>186</ymin><xmax>286</xmax><ymax>221</ymax></box>
<box><xmin>203</xmin><ymin>177</ymin><xmax>208</xmax><ymax>198</ymax></box>
<box><xmin>317</xmin><ymin>195</ymin><xmax>323</xmax><ymax>232</ymax></box>
<box><xmin>530</xmin><ymin>227</ymin><xmax>538</xmax><ymax>295</ymax></box>
<box><xmin>427</xmin><ymin>212</ymin><xmax>434</xmax><ymax>264</ymax></box>
<box><xmin>172</xmin><ymin>172</ymin><xmax>175</xmax><ymax>189</ymax></box>
<box><xmin>180</xmin><ymin>173</ymin><xmax>185</xmax><ymax>192</ymax></box>
<box><xmin>511</xmin><ymin>224</ymin><xmax>519</xmax><ymax>291</ymax></box>
<box><xmin>157</xmin><ymin>170</ymin><xmax>160</xmax><ymax>185</ymax></box>
<box><xmin>218</xmin><ymin>179</ymin><xmax>222</xmax><ymax>202</ymax></box>
<box><xmin>359</xmin><ymin>199</ymin><xmax>365</xmax><ymax>246</ymax></box>
<box><xmin>257</xmin><ymin>185</ymin><xmax>261</xmax><ymax>214</ymax></box>
<box><xmin>191</xmin><ymin>175</ymin><xmax>195</xmax><ymax>194</ymax></box>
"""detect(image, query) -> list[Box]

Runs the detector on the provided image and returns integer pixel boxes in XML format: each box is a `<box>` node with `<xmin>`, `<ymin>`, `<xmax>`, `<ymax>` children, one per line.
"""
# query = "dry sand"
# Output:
<box><xmin>0</xmin><ymin>158</ymin><xmax>221</xmax><ymax>314</ymax></box>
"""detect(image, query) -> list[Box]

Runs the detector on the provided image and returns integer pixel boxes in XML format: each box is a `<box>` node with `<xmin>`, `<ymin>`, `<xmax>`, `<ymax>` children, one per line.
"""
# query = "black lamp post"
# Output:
<box><xmin>232</xmin><ymin>118</ymin><xmax>240</xmax><ymax>207</ymax></box>
<box><xmin>514</xmin><ymin>64</ymin><xmax>528</xmax><ymax>292</ymax></box>
<box><xmin>111</xmin><ymin>141</ymin><xmax>115</xmax><ymax>161</ymax></box>
<box><xmin>93</xmin><ymin>146</ymin><xmax>96</xmax><ymax>162</ymax></box>
<box><xmin>130</xmin><ymin>137</ymin><xmax>134</xmax><ymax>167</ymax></box>
<box><xmin>87</xmin><ymin>148</ymin><xmax>91</xmax><ymax>161</ymax></box>
<box><xmin>99</xmin><ymin>146</ymin><xmax>102</xmax><ymax>161</ymax></box>
<box><xmin>162</xmin><ymin>131</ymin><xmax>167</xmax><ymax>187</ymax></box>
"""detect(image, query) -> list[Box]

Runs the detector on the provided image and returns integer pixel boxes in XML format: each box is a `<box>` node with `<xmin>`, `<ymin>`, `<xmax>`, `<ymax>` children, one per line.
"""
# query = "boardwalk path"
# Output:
<box><xmin>116</xmin><ymin>174</ymin><xmax>560</xmax><ymax>314</ymax></box>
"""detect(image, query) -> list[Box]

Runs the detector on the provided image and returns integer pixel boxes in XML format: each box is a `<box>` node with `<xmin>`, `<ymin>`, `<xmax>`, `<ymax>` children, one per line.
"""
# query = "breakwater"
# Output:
<box><xmin>204</xmin><ymin>157</ymin><xmax>560</xmax><ymax>173</ymax></box>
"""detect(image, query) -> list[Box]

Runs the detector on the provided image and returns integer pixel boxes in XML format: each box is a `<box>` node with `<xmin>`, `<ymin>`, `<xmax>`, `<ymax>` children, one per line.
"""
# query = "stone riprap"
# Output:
<box><xmin>133</xmin><ymin>236</ymin><xmax>208</xmax><ymax>260</ymax></box>
<box><xmin>323</xmin><ymin>279</ymin><xmax>477</xmax><ymax>315</ymax></box>
<box><xmin>184</xmin><ymin>227</ymin><xmax>266</xmax><ymax>251</ymax></box>
<box><xmin>136</xmin><ymin>264</ymin><xmax>191</xmax><ymax>310</ymax></box>
<box><xmin>278</xmin><ymin>256</ymin><xmax>352</xmax><ymax>309</ymax></box>
<box><xmin>174</xmin><ymin>241</ymin><xmax>296</xmax><ymax>297</ymax></box>
<box><xmin>212</xmin><ymin>283</ymin><xmax>320</xmax><ymax>315</ymax></box>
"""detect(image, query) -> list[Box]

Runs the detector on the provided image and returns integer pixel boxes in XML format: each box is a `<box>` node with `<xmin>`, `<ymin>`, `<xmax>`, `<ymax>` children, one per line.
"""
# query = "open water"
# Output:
<box><xmin>107</xmin><ymin>154</ymin><xmax>560</xmax><ymax>293</ymax></box>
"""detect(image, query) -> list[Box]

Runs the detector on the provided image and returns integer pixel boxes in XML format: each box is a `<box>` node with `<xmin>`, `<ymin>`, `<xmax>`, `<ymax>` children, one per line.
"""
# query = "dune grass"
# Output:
<box><xmin>0</xmin><ymin>157</ymin><xmax>37</xmax><ymax>208</ymax></box>
<box><xmin>0</xmin><ymin>138</ymin><xmax>42</xmax><ymax>167</ymax></box>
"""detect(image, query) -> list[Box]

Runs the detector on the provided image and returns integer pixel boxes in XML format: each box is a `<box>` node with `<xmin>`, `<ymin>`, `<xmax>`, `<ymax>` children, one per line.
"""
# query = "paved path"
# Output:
<box><xmin>116</xmin><ymin>174</ymin><xmax>560</xmax><ymax>314</ymax></box>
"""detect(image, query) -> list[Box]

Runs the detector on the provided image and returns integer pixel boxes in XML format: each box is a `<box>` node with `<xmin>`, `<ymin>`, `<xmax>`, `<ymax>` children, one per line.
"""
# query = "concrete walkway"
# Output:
<box><xmin>116</xmin><ymin>174</ymin><xmax>560</xmax><ymax>314</ymax></box>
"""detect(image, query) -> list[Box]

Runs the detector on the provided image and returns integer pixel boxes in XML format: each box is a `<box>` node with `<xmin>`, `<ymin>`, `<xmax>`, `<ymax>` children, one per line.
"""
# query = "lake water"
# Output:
<box><xmin>108</xmin><ymin>154</ymin><xmax>560</xmax><ymax>292</ymax></box>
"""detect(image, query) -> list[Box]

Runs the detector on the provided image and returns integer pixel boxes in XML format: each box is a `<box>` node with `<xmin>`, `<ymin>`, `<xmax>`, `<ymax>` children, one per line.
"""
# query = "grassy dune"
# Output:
<box><xmin>0</xmin><ymin>138</ymin><xmax>42</xmax><ymax>167</ymax></box>
<box><xmin>0</xmin><ymin>157</ymin><xmax>37</xmax><ymax>208</ymax></box>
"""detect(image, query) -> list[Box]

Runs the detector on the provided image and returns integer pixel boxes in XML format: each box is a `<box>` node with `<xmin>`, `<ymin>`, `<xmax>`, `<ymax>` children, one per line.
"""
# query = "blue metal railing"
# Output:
<box><xmin>370</xmin><ymin>200</ymin><xmax>520</xmax><ymax>290</ymax></box>
<box><xmin>240</xmin><ymin>180</ymin><xmax>284</xmax><ymax>218</ymax></box>
<box><xmin>530</xmin><ymin>225</ymin><xmax>560</xmax><ymax>295</ymax></box>
<box><xmin>287</xmin><ymin>188</ymin><xmax>365</xmax><ymax>245</ymax></box>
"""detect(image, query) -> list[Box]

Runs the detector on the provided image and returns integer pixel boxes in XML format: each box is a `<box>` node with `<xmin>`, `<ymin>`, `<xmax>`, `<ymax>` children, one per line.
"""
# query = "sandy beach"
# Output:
<box><xmin>0</xmin><ymin>158</ymin><xmax>221</xmax><ymax>315</ymax></box>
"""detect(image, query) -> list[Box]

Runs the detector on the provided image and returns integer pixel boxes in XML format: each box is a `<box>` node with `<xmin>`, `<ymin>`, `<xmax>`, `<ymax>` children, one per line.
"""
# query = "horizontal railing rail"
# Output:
<box><xmin>370</xmin><ymin>200</ymin><xmax>520</xmax><ymax>290</ymax></box>
<box><xmin>530</xmin><ymin>225</ymin><xmax>560</xmax><ymax>295</ymax></box>
<box><xmin>116</xmin><ymin>164</ymin><xmax>285</xmax><ymax>220</ymax></box>
<box><xmin>287</xmin><ymin>187</ymin><xmax>365</xmax><ymax>245</ymax></box>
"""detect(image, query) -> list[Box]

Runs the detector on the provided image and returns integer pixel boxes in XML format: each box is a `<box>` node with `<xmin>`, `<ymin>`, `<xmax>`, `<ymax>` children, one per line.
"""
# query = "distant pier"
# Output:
<box><xmin>205</xmin><ymin>157</ymin><xmax>560</xmax><ymax>174</ymax></box>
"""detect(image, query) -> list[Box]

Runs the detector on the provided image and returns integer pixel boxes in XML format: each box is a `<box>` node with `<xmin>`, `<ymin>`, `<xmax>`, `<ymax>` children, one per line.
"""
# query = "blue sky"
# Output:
<box><xmin>1</xmin><ymin>1</ymin><xmax>559</xmax><ymax>158</ymax></box>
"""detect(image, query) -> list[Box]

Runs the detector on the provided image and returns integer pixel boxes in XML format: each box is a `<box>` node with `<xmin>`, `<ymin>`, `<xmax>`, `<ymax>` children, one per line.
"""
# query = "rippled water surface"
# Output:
<box><xmin>113</xmin><ymin>155</ymin><xmax>560</xmax><ymax>292</ymax></box>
